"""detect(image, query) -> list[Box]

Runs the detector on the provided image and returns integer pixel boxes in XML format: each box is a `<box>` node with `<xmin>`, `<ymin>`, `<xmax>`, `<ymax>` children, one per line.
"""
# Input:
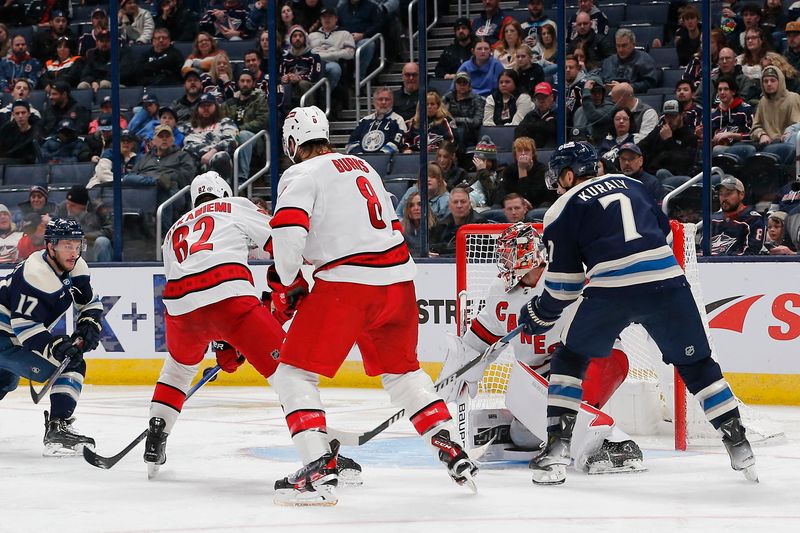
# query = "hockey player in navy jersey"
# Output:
<box><xmin>518</xmin><ymin>141</ymin><xmax>757</xmax><ymax>484</ymax></box>
<box><xmin>0</xmin><ymin>218</ymin><xmax>103</xmax><ymax>455</ymax></box>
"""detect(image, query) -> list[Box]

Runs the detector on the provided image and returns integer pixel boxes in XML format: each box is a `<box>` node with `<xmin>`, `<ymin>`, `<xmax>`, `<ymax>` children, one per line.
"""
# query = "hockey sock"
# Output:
<box><xmin>150</xmin><ymin>356</ymin><xmax>200</xmax><ymax>434</ymax></box>
<box><xmin>676</xmin><ymin>359</ymin><xmax>740</xmax><ymax>429</ymax></box>
<box><xmin>383</xmin><ymin>369</ymin><xmax>459</xmax><ymax>443</ymax></box>
<box><xmin>49</xmin><ymin>360</ymin><xmax>86</xmax><ymax>419</ymax></box>
<box><xmin>546</xmin><ymin>346</ymin><xmax>589</xmax><ymax>433</ymax></box>
<box><xmin>272</xmin><ymin>363</ymin><xmax>330</xmax><ymax>464</ymax></box>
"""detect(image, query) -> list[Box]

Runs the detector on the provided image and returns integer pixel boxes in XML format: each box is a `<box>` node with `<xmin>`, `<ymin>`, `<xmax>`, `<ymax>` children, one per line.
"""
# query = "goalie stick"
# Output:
<box><xmin>82</xmin><ymin>364</ymin><xmax>222</xmax><ymax>469</ymax></box>
<box><xmin>30</xmin><ymin>338</ymin><xmax>84</xmax><ymax>404</ymax></box>
<box><xmin>327</xmin><ymin>326</ymin><xmax>524</xmax><ymax>447</ymax></box>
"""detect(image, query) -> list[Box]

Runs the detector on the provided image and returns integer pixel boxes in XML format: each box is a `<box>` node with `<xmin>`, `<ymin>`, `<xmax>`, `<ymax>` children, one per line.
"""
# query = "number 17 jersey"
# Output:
<box><xmin>271</xmin><ymin>151</ymin><xmax>416</xmax><ymax>286</ymax></box>
<box><xmin>161</xmin><ymin>197</ymin><xmax>272</xmax><ymax>316</ymax></box>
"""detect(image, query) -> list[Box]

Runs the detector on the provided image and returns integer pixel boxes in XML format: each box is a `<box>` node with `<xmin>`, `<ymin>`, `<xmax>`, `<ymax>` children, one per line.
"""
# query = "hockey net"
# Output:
<box><xmin>455</xmin><ymin>222</ymin><xmax>784</xmax><ymax>450</ymax></box>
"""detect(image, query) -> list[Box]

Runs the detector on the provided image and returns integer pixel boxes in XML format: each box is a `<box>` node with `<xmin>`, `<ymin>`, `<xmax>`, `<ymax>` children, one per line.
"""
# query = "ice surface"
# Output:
<box><xmin>1</xmin><ymin>386</ymin><xmax>799</xmax><ymax>533</ymax></box>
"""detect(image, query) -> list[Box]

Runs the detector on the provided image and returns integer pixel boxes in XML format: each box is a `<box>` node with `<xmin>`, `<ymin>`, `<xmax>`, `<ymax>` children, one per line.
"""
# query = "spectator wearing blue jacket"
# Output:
<box><xmin>36</xmin><ymin>119</ymin><xmax>92</xmax><ymax>164</ymax></box>
<box><xmin>128</xmin><ymin>93</ymin><xmax>161</xmax><ymax>138</ymax></box>
<box><xmin>455</xmin><ymin>38</ymin><xmax>505</xmax><ymax>97</ymax></box>
<box><xmin>0</xmin><ymin>35</ymin><xmax>42</xmax><ymax>92</ymax></box>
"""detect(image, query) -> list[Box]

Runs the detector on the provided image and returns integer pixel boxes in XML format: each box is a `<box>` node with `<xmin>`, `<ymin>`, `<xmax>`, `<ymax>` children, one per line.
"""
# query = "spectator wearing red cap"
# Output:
<box><xmin>483</xmin><ymin>69</ymin><xmax>532</xmax><ymax>127</ymax></box>
<box><xmin>514</xmin><ymin>81</ymin><xmax>557</xmax><ymax>148</ymax></box>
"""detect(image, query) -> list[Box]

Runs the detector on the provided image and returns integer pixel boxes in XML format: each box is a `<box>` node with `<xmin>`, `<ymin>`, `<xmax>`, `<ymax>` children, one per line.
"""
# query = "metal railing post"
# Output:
<box><xmin>233</xmin><ymin>130</ymin><xmax>271</xmax><ymax>195</ymax></box>
<box><xmin>299</xmin><ymin>77</ymin><xmax>331</xmax><ymax>116</ymax></box>
<box><xmin>355</xmin><ymin>33</ymin><xmax>386</xmax><ymax>121</ymax></box>
<box><xmin>156</xmin><ymin>185</ymin><xmax>191</xmax><ymax>261</ymax></box>
<box><xmin>408</xmin><ymin>0</ymin><xmax>438</xmax><ymax>64</ymax></box>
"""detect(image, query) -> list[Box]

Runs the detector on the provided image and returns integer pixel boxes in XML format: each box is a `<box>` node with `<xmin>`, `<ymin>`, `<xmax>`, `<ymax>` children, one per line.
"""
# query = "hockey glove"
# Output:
<box><xmin>212</xmin><ymin>341</ymin><xmax>245</xmax><ymax>373</ymax></box>
<box><xmin>518</xmin><ymin>296</ymin><xmax>560</xmax><ymax>336</ymax></box>
<box><xmin>73</xmin><ymin>315</ymin><xmax>102</xmax><ymax>352</ymax></box>
<box><xmin>266</xmin><ymin>265</ymin><xmax>309</xmax><ymax>321</ymax></box>
<box><xmin>48</xmin><ymin>335</ymin><xmax>83</xmax><ymax>365</ymax></box>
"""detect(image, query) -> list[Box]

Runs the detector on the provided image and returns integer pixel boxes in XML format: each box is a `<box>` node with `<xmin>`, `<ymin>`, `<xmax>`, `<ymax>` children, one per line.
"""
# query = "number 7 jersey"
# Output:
<box><xmin>162</xmin><ymin>197</ymin><xmax>272</xmax><ymax>316</ymax></box>
<box><xmin>270</xmin><ymin>152</ymin><xmax>416</xmax><ymax>286</ymax></box>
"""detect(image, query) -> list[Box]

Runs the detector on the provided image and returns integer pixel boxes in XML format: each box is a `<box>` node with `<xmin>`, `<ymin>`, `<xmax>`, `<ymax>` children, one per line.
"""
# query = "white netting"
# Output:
<box><xmin>456</xmin><ymin>223</ymin><xmax>784</xmax><ymax>447</ymax></box>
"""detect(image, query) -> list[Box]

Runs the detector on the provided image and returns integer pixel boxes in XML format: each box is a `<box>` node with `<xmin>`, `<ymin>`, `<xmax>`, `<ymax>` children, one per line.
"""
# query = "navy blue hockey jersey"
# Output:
<box><xmin>0</xmin><ymin>252</ymin><xmax>102</xmax><ymax>362</ymax></box>
<box><xmin>710</xmin><ymin>208</ymin><xmax>764</xmax><ymax>255</ymax></box>
<box><xmin>539</xmin><ymin>174</ymin><xmax>685</xmax><ymax>316</ymax></box>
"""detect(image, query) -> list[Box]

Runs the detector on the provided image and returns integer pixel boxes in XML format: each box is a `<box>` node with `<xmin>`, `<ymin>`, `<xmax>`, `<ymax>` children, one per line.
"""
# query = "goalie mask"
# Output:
<box><xmin>496</xmin><ymin>222</ymin><xmax>547</xmax><ymax>292</ymax></box>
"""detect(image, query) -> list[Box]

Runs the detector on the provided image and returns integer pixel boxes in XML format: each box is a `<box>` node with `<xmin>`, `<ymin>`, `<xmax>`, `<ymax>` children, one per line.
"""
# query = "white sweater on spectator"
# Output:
<box><xmin>308</xmin><ymin>28</ymin><xmax>356</xmax><ymax>62</ymax></box>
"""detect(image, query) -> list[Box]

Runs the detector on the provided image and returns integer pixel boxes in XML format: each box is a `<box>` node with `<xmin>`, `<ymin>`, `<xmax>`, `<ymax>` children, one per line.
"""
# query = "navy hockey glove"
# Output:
<box><xmin>518</xmin><ymin>296</ymin><xmax>560</xmax><ymax>336</ymax></box>
<box><xmin>212</xmin><ymin>341</ymin><xmax>245</xmax><ymax>373</ymax></box>
<box><xmin>73</xmin><ymin>315</ymin><xmax>102</xmax><ymax>352</ymax></box>
<box><xmin>48</xmin><ymin>335</ymin><xmax>83</xmax><ymax>365</ymax></box>
<box><xmin>266</xmin><ymin>265</ymin><xmax>309</xmax><ymax>322</ymax></box>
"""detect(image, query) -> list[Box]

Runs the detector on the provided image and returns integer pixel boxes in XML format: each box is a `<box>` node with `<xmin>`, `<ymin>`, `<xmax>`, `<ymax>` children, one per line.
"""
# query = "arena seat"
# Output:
<box><xmin>388</xmin><ymin>153</ymin><xmax>425</xmax><ymax>179</ymax></box>
<box><xmin>359</xmin><ymin>153</ymin><xmax>393</xmax><ymax>176</ymax></box>
<box><xmin>478</xmin><ymin>126</ymin><xmax>516</xmax><ymax>152</ymax></box>
<box><xmin>96</xmin><ymin>87</ymin><xmax>144</xmax><ymax>111</ymax></box>
<box><xmin>649</xmin><ymin>47</ymin><xmax>679</xmax><ymax>69</ymax></box>
<box><xmin>144</xmin><ymin>86</ymin><xmax>186</xmax><ymax>105</ymax></box>
<box><xmin>4</xmin><ymin>164</ymin><xmax>48</xmax><ymax>185</ymax></box>
<box><xmin>49</xmin><ymin>162</ymin><xmax>96</xmax><ymax>185</ymax></box>
<box><xmin>0</xmin><ymin>187</ymin><xmax>35</xmax><ymax>209</ymax></box>
<box><xmin>624</xmin><ymin>3</ymin><xmax>669</xmax><ymax>24</ymax></box>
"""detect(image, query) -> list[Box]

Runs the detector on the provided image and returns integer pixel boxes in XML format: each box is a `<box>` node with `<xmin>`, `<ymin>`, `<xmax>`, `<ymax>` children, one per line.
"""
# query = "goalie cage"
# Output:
<box><xmin>455</xmin><ymin>221</ymin><xmax>784</xmax><ymax>451</ymax></box>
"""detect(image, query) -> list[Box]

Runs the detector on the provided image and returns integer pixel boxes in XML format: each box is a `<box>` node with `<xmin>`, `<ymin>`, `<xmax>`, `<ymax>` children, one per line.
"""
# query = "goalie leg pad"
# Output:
<box><xmin>437</xmin><ymin>333</ymin><xmax>486</xmax><ymax>403</ymax></box>
<box><xmin>150</xmin><ymin>356</ymin><xmax>200</xmax><ymax>434</ymax></box>
<box><xmin>272</xmin><ymin>363</ymin><xmax>330</xmax><ymax>464</ymax></box>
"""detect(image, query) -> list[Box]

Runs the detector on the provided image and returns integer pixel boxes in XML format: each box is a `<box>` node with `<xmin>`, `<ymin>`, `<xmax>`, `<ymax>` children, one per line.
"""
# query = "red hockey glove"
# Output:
<box><xmin>212</xmin><ymin>341</ymin><xmax>244</xmax><ymax>373</ymax></box>
<box><xmin>266</xmin><ymin>265</ymin><xmax>309</xmax><ymax>320</ymax></box>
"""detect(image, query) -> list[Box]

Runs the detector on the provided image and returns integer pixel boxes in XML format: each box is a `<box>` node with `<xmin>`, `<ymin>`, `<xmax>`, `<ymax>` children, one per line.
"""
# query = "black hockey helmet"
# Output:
<box><xmin>545</xmin><ymin>141</ymin><xmax>599</xmax><ymax>190</ymax></box>
<box><xmin>44</xmin><ymin>218</ymin><xmax>85</xmax><ymax>246</ymax></box>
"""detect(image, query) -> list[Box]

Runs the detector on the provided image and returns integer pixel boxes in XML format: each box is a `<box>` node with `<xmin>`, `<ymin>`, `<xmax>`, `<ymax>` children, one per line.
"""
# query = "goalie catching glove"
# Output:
<box><xmin>212</xmin><ymin>341</ymin><xmax>245</xmax><ymax>373</ymax></box>
<box><xmin>518</xmin><ymin>296</ymin><xmax>560</xmax><ymax>336</ymax></box>
<box><xmin>73</xmin><ymin>314</ymin><xmax>102</xmax><ymax>352</ymax></box>
<box><xmin>266</xmin><ymin>265</ymin><xmax>309</xmax><ymax>324</ymax></box>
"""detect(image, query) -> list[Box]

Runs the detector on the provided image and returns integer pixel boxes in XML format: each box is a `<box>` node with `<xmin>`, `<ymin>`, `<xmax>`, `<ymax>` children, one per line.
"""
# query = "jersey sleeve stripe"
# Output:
<box><xmin>163</xmin><ymin>263</ymin><xmax>254</xmax><ymax>301</ymax></box>
<box><xmin>270</xmin><ymin>207</ymin><xmax>310</xmax><ymax>232</ymax></box>
<box><xmin>470</xmin><ymin>317</ymin><xmax>502</xmax><ymax>345</ymax></box>
<box><xmin>391</xmin><ymin>220</ymin><xmax>403</xmax><ymax>234</ymax></box>
<box><xmin>314</xmin><ymin>241</ymin><xmax>411</xmax><ymax>275</ymax></box>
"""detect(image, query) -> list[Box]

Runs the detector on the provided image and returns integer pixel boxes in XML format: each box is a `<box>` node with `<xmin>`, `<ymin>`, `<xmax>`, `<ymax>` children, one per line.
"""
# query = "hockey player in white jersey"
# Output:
<box><xmin>440</xmin><ymin>222</ymin><xmax>645</xmax><ymax>474</ymax></box>
<box><xmin>268</xmin><ymin>105</ymin><xmax>478</xmax><ymax>506</ymax></box>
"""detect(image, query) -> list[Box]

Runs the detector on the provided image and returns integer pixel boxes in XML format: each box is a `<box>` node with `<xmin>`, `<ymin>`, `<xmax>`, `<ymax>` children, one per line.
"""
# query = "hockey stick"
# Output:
<box><xmin>328</xmin><ymin>326</ymin><xmax>524</xmax><ymax>447</ymax></box>
<box><xmin>82</xmin><ymin>364</ymin><xmax>222</xmax><ymax>469</ymax></box>
<box><xmin>30</xmin><ymin>338</ymin><xmax>84</xmax><ymax>404</ymax></box>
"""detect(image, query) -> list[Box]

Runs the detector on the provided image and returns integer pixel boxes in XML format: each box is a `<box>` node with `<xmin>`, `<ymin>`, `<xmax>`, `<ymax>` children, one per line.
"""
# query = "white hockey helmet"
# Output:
<box><xmin>282</xmin><ymin>105</ymin><xmax>329</xmax><ymax>163</ymax></box>
<box><xmin>191</xmin><ymin>171</ymin><xmax>232</xmax><ymax>206</ymax></box>
<box><xmin>496</xmin><ymin>222</ymin><xmax>548</xmax><ymax>292</ymax></box>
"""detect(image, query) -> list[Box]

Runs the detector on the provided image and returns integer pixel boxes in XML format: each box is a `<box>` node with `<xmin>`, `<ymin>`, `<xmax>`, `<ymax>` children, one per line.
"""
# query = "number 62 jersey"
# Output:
<box><xmin>270</xmin><ymin>152</ymin><xmax>416</xmax><ymax>286</ymax></box>
<box><xmin>161</xmin><ymin>197</ymin><xmax>272</xmax><ymax>316</ymax></box>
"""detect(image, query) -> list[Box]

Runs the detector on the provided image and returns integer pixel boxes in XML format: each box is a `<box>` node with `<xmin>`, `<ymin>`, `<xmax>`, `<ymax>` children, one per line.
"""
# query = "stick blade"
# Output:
<box><xmin>82</xmin><ymin>446</ymin><xmax>117</xmax><ymax>469</ymax></box>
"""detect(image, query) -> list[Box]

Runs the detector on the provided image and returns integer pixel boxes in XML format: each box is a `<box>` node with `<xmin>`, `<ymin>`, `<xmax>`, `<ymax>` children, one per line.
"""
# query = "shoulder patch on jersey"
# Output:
<box><xmin>21</xmin><ymin>253</ymin><xmax>64</xmax><ymax>294</ymax></box>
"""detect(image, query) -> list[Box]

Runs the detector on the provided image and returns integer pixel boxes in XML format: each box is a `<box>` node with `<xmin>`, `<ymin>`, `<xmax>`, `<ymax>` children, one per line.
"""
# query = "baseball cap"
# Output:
<box><xmin>662</xmin><ymin>100</ymin><xmax>680</xmax><ymax>115</ymax></box>
<box><xmin>716</xmin><ymin>175</ymin><xmax>745</xmax><ymax>192</ymax></box>
<box><xmin>158</xmin><ymin>106</ymin><xmax>178</xmax><ymax>119</ymax></box>
<box><xmin>454</xmin><ymin>17</ymin><xmax>471</xmax><ymax>29</ymax></box>
<box><xmin>121</xmin><ymin>129</ymin><xmax>139</xmax><ymax>141</ymax></box>
<box><xmin>762</xmin><ymin>65</ymin><xmax>780</xmax><ymax>80</ymax></box>
<box><xmin>67</xmin><ymin>185</ymin><xmax>90</xmax><ymax>206</ymax></box>
<box><xmin>768</xmin><ymin>211</ymin><xmax>788</xmax><ymax>223</ymax></box>
<box><xmin>101</xmin><ymin>95</ymin><xmax>112</xmax><ymax>106</ymax></box>
<box><xmin>92</xmin><ymin>8</ymin><xmax>107</xmax><ymax>17</ymax></box>
<box><xmin>787</xmin><ymin>21</ymin><xmax>800</xmax><ymax>33</ymax></box>
<box><xmin>618</xmin><ymin>142</ymin><xmax>642</xmax><ymax>156</ymax></box>
<box><xmin>57</xmin><ymin>119</ymin><xmax>76</xmax><ymax>133</ymax></box>
<box><xmin>320</xmin><ymin>7</ymin><xmax>336</xmax><ymax>16</ymax></box>
<box><xmin>198</xmin><ymin>93</ymin><xmax>217</xmax><ymax>105</ymax></box>
<box><xmin>238</xmin><ymin>68</ymin><xmax>254</xmax><ymax>80</ymax></box>
<box><xmin>141</xmin><ymin>93</ymin><xmax>159</xmax><ymax>105</ymax></box>
<box><xmin>97</xmin><ymin>114</ymin><xmax>113</xmax><ymax>131</ymax></box>
<box><xmin>11</xmin><ymin>99</ymin><xmax>29</xmax><ymax>111</ymax></box>
<box><xmin>534</xmin><ymin>82</ymin><xmax>553</xmax><ymax>96</ymax></box>
<box><xmin>51</xmin><ymin>9</ymin><xmax>67</xmax><ymax>20</ymax></box>
<box><xmin>183</xmin><ymin>68</ymin><xmax>202</xmax><ymax>80</ymax></box>
<box><xmin>154</xmin><ymin>124</ymin><xmax>174</xmax><ymax>137</ymax></box>
<box><xmin>454</xmin><ymin>71</ymin><xmax>471</xmax><ymax>84</ymax></box>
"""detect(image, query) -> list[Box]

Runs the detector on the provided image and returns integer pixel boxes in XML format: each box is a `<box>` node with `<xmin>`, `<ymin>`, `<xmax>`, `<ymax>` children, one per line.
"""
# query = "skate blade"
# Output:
<box><xmin>43</xmin><ymin>442</ymin><xmax>93</xmax><ymax>457</ymax></box>
<box><xmin>532</xmin><ymin>464</ymin><xmax>566</xmax><ymax>485</ymax></box>
<box><xmin>742</xmin><ymin>465</ymin><xmax>759</xmax><ymax>483</ymax></box>
<box><xmin>147</xmin><ymin>463</ymin><xmax>161</xmax><ymax>480</ymax></box>
<box><xmin>587</xmin><ymin>460</ymin><xmax>648</xmax><ymax>475</ymax></box>
<box><xmin>273</xmin><ymin>486</ymin><xmax>338</xmax><ymax>507</ymax></box>
<box><xmin>461</xmin><ymin>471</ymin><xmax>478</xmax><ymax>494</ymax></box>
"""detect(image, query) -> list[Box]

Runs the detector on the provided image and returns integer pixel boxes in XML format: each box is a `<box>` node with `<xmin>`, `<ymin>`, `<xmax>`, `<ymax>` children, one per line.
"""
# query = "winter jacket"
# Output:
<box><xmin>393</xmin><ymin>87</ymin><xmax>419</xmax><ymax>122</ymax></box>
<box><xmin>514</xmin><ymin>106</ymin><xmax>558</xmax><ymax>148</ymax></box>
<box><xmin>434</xmin><ymin>40</ymin><xmax>474</xmax><ymax>78</ymax></box>
<box><xmin>711</xmin><ymin>98</ymin><xmax>754</xmax><ymax>142</ymax></box>
<box><xmin>183</xmin><ymin>118</ymin><xmax>239</xmax><ymax>161</ymax></box>
<box><xmin>483</xmin><ymin>92</ymin><xmax>533</xmax><ymax>126</ymax></box>
<box><xmin>568</xmin><ymin>31</ymin><xmax>614</xmax><ymax>68</ymax></box>
<box><xmin>710</xmin><ymin>207</ymin><xmax>765</xmax><ymax>256</ymax></box>
<box><xmin>39</xmin><ymin>55</ymin><xmax>84</xmax><ymax>89</ymax></box>
<box><xmin>127</xmin><ymin>145</ymin><xmax>197</xmax><ymax>190</ymax></box>
<box><xmin>139</xmin><ymin>46</ymin><xmax>184</xmax><ymax>86</ymax></box>
<box><xmin>54</xmin><ymin>200</ymin><xmax>112</xmax><ymax>245</ymax></box>
<box><xmin>345</xmin><ymin>112</ymin><xmax>407</xmax><ymax>155</ymax></box>
<box><xmin>600</xmin><ymin>50</ymin><xmax>658</xmax><ymax>94</ymax></box>
<box><xmin>455</xmin><ymin>57</ymin><xmax>505</xmax><ymax>97</ymax></box>
<box><xmin>81</xmin><ymin>47</ymin><xmax>135</xmax><ymax>87</ymax></box>
<box><xmin>199</xmin><ymin>3</ymin><xmax>251</xmax><ymax>40</ymax></box>
<box><xmin>750</xmin><ymin>66</ymin><xmax>800</xmax><ymax>142</ymax></box>
<box><xmin>0</xmin><ymin>120</ymin><xmax>39</xmax><ymax>163</ymax></box>
<box><xmin>222</xmin><ymin>93</ymin><xmax>268</xmax><ymax>134</ymax></box>
<box><xmin>119</xmin><ymin>7</ymin><xmax>155</xmax><ymax>44</ymax></box>
<box><xmin>31</xmin><ymin>28</ymin><xmax>76</xmax><ymax>63</ymax></box>
<box><xmin>627</xmin><ymin>169</ymin><xmax>665</xmax><ymax>204</ymax></box>
<box><xmin>0</xmin><ymin>54</ymin><xmax>41</xmax><ymax>92</ymax></box>
<box><xmin>429</xmin><ymin>210</ymin><xmax>487</xmax><ymax>256</ymax></box>
<box><xmin>471</xmin><ymin>10</ymin><xmax>513</xmax><ymax>46</ymax></box>
<box><xmin>40</xmin><ymin>96</ymin><xmax>91</xmax><ymax>136</ymax></box>
<box><xmin>443</xmin><ymin>90</ymin><xmax>486</xmax><ymax>146</ymax></box>
<box><xmin>308</xmin><ymin>27</ymin><xmax>356</xmax><ymax>63</ymax></box>
<box><xmin>498</xmin><ymin>163</ymin><xmax>555</xmax><ymax>209</ymax></box>
<box><xmin>638</xmin><ymin>123</ymin><xmax>698</xmax><ymax>177</ymax></box>
<box><xmin>336</xmin><ymin>0</ymin><xmax>382</xmax><ymax>38</ymax></box>
<box><xmin>154</xmin><ymin>5</ymin><xmax>199</xmax><ymax>42</ymax></box>
<box><xmin>36</xmin><ymin>134</ymin><xmax>92</xmax><ymax>164</ymax></box>
<box><xmin>517</xmin><ymin>64</ymin><xmax>545</xmax><ymax>96</ymax></box>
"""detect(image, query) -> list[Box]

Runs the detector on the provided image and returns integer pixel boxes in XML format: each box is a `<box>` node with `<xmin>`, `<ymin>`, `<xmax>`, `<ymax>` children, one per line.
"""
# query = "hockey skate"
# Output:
<box><xmin>431</xmin><ymin>429</ymin><xmax>479</xmax><ymax>493</ymax></box>
<box><xmin>144</xmin><ymin>417</ymin><xmax>168</xmax><ymax>480</ymax></box>
<box><xmin>529</xmin><ymin>413</ymin><xmax>576</xmax><ymax>485</ymax></box>
<box><xmin>586</xmin><ymin>439</ymin><xmax>647</xmax><ymax>475</ymax></box>
<box><xmin>274</xmin><ymin>440</ymin><xmax>339</xmax><ymax>506</ymax></box>
<box><xmin>336</xmin><ymin>453</ymin><xmax>363</xmax><ymax>486</ymax></box>
<box><xmin>43</xmin><ymin>411</ymin><xmax>95</xmax><ymax>456</ymax></box>
<box><xmin>719</xmin><ymin>418</ymin><xmax>758</xmax><ymax>482</ymax></box>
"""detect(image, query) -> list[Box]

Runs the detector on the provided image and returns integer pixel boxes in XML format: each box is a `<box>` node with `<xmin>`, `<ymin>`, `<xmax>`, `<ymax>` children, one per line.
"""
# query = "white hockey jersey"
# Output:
<box><xmin>464</xmin><ymin>276</ymin><xmax>571</xmax><ymax>375</ymax></box>
<box><xmin>161</xmin><ymin>197</ymin><xmax>271</xmax><ymax>316</ymax></box>
<box><xmin>271</xmin><ymin>152</ymin><xmax>416</xmax><ymax>286</ymax></box>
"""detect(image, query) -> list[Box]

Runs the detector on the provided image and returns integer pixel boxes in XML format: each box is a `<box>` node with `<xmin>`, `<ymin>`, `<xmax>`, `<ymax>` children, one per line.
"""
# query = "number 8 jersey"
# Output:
<box><xmin>162</xmin><ymin>197</ymin><xmax>272</xmax><ymax>316</ymax></box>
<box><xmin>270</xmin><ymin>152</ymin><xmax>416</xmax><ymax>286</ymax></box>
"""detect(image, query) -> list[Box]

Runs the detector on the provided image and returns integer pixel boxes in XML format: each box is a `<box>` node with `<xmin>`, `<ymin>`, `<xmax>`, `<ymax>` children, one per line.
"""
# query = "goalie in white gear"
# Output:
<box><xmin>439</xmin><ymin>222</ymin><xmax>645</xmax><ymax>475</ymax></box>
